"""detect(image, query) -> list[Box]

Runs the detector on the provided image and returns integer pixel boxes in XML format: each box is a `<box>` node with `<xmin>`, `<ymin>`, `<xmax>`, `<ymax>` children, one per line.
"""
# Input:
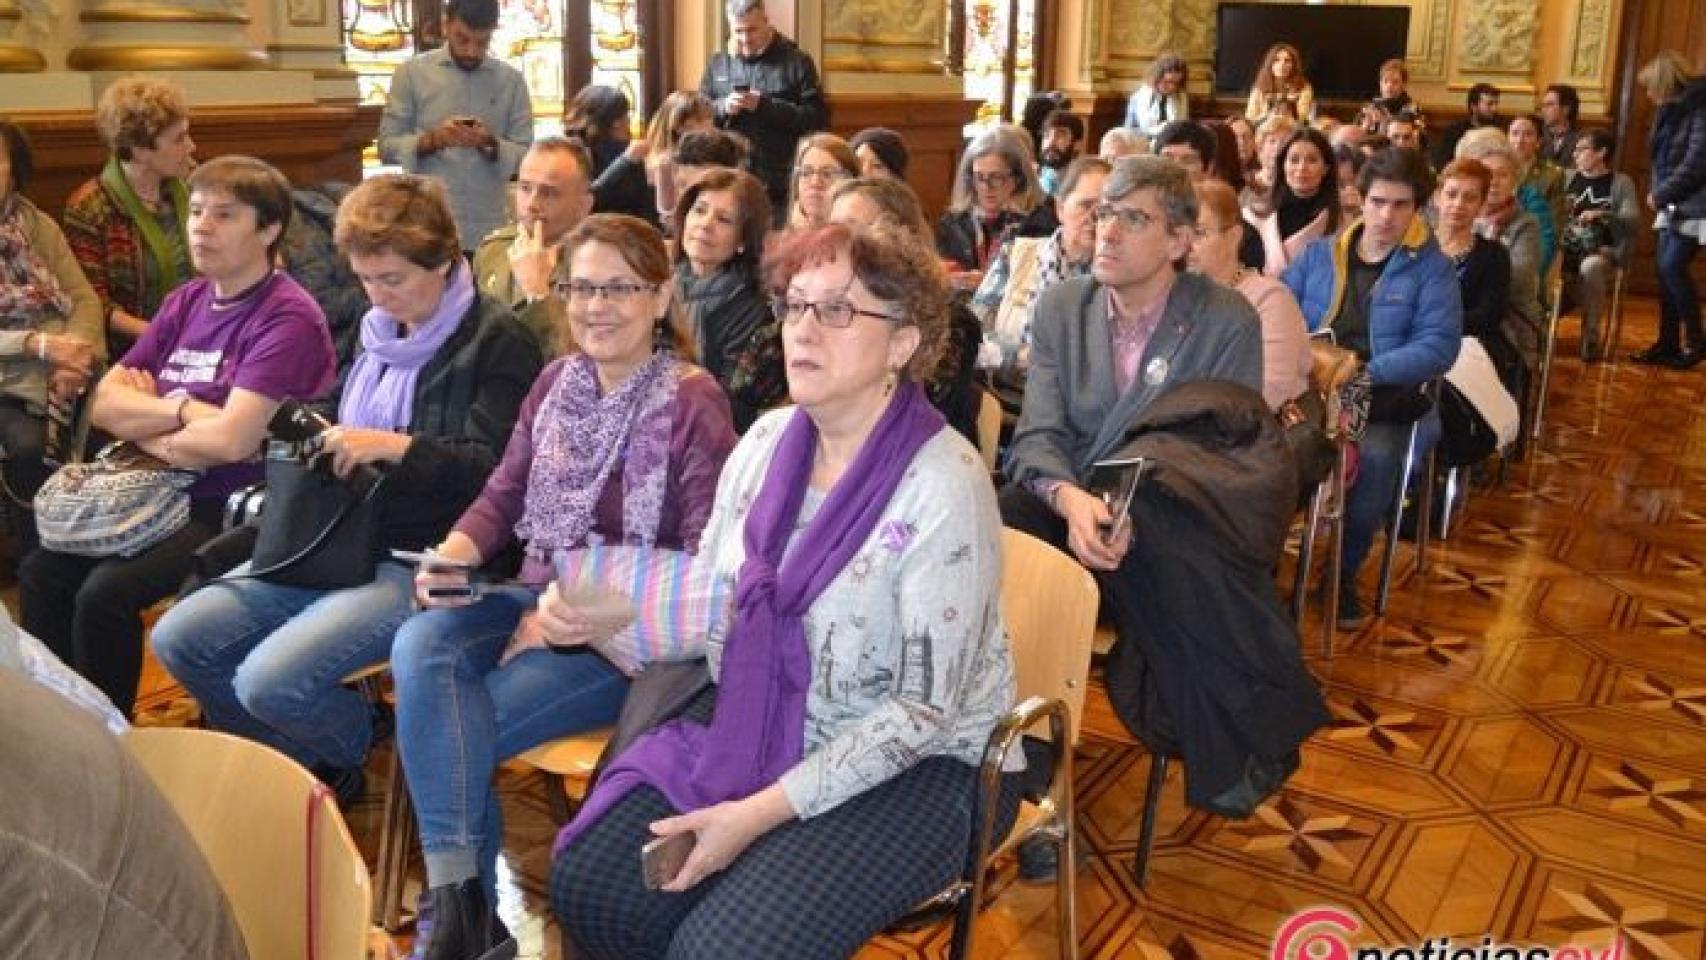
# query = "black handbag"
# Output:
<box><xmin>249</xmin><ymin>450</ymin><xmax>387</xmax><ymax>589</ymax></box>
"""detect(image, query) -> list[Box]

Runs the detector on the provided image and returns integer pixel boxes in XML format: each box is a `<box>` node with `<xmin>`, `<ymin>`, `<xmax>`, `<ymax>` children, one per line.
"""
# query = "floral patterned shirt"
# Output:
<box><xmin>697</xmin><ymin>407</ymin><xmax>1021</xmax><ymax>819</ymax></box>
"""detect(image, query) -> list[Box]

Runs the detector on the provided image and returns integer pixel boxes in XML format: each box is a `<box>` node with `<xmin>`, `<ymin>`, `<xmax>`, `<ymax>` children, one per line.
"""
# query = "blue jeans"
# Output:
<box><xmin>151</xmin><ymin>559</ymin><xmax>414</xmax><ymax>769</ymax></box>
<box><xmin>391</xmin><ymin>584</ymin><xmax>629</xmax><ymax>891</ymax></box>
<box><xmin>1656</xmin><ymin>227</ymin><xmax>1703</xmax><ymax>353</ymax></box>
<box><xmin>1343</xmin><ymin>411</ymin><xmax>1442</xmax><ymax>585</ymax></box>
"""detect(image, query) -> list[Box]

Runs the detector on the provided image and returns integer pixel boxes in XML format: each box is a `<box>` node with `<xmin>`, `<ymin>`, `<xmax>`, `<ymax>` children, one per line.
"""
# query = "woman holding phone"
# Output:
<box><xmin>390</xmin><ymin>214</ymin><xmax>736</xmax><ymax>960</ymax></box>
<box><xmin>552</xmin><ymin>221</ymin><xmax>1020</xmax><ymax>960</ymax></box>
<box><xmin>149</xmin><ymin>174</ymin><xmax>540</xmax><ymax>804</ymax></box>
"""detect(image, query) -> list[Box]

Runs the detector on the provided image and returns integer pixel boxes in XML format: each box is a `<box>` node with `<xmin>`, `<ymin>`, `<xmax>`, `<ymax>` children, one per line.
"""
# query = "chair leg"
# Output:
<box><xmin>1376</xmin><ymin>421</ymin><xmax>1422</xmax><ymax>616</ymax></box>
<box><xmin>373</xmin><ymin>744</ymin><xmax>416</xmax><ymax>931</ymax></box>
<box><xmin>1133</xmin><ymin>754</ymin><xmax>1168</xmax><ymax>888</ymax></box>
<box><xmin>1439</xmin><ymin>467</ymin><xmax>1461</xmax><ymax>541</ymax></box>
<box><xmin>1604</xmin><ymin>268</ymin><xmax>1626</xmax><ymax>359</ymax></box>
<box><xmin>1414</xmin><ymin>447</ymin><xmax>1436</xmax><ymax>576</ymax></box>
<box><xmin>1533</xmin><ymin>299</ymin><xmax>1562</xmax><ymax>442</ymax></box>
<box><xmin>1291</xmin><ymin>477</ymin><xmax>1325</xmax><ymax>625</ymax></box>
<box><xmin>1322</xmin><ymin>442</ymin><xmax>1346</xmax><ymax>659</ymax></box>
<box><xmin>543</xmin><ymin>771</ymin><xmax>573</xmax><ymax>824</ymax></box>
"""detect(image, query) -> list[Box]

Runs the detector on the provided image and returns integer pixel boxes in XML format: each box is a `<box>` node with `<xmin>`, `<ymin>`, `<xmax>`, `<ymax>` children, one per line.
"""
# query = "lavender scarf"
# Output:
<box><xmin>515</xmin><ymin>350</ymin><xmax>681</xmax><ymax>560</ymax></box>
<box><xmin>552</xmin><ymin>382</ymin><xmax>945</xmax><ymax>857</ymax></box>
<box><xmin>338</xmin><ymin>261</ymin><xmax>474</xmax><ymax>429</ymax></box>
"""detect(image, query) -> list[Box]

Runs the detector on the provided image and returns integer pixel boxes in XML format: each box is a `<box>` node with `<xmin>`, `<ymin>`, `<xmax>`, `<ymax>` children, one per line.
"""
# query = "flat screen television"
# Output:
<box><xmin>1214</xmin><ymin>3</ymin><xmax>1411</xmax><ymax>102</ymax></box>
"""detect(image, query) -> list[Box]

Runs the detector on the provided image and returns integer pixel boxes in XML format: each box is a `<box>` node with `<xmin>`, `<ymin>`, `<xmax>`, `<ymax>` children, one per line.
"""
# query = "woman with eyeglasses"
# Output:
<box><xmin>552</xmin><ymin>221</ymin><xmax>1019</xmax><ymax>959</ymax></box>
<box><xmin>1191</xmin><ymin>179</ymin><xmax>1311</xmax><ymax>408</ymax></box>
<box><xmin>150</xmin><ymin>173</ymin><xmax>542</xmax><ymax>809</ymax></box>
<box><xmin>674</xmin><ymin>167</ymin><xmax>784</xmax><ymax>430</ymax></box>
<box><xmin>388</xmin><ymin>214</ymin><xmax>737</xmax><ymax>959</ymax></box>
<box><xmin>786</xmin><ymin>133</ymin><xmax>859</xmax><ymax>230</ymax></box>
<box><xmin>936</xmin><ymin>128</ymin><xmax>1043</xmax><ymax>289</ymax></box>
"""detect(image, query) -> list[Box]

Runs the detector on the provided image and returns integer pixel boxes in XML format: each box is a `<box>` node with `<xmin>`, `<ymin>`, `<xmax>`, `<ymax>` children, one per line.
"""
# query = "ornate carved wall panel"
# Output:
<box><xmin>1569</xmin><ymin>0</ymin><xmax>1613</xmax><ymax>80</ymax></box>
<box><xmin>823</xmin><ymin>0</ymin><xmax>945</xmax><ymax>75</ymax></box>
<box><xmin>1457</xmin><ymin>0</ymin><xmax>1541</xmax><ymax>73</ymax></box>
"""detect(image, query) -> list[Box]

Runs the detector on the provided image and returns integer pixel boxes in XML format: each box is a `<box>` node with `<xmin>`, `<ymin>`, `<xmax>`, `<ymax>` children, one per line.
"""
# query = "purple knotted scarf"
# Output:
<box><xmin>552</xmin><ymin>381</ymin><xmax>945</xmax><ymax>857</ymax></box>
<box><xmin>338</xmin><ymin>260</ymin><xmax>473</xmax><ymax>430</ymax></box>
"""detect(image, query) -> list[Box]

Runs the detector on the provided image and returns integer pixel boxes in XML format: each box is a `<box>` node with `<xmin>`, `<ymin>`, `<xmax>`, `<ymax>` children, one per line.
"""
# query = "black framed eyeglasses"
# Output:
<box><xmin>771</xmin><ymin>295</ymin><xmax>901</xmax><ymax>329</ymax></box>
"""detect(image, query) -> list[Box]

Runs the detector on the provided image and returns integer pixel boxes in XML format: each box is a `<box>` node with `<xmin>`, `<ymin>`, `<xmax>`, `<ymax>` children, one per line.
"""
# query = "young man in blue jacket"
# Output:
<box><xmin>1283</xmin><ymin>147</ymin><xmax>1462</xmax><ymax>628</ymax></box>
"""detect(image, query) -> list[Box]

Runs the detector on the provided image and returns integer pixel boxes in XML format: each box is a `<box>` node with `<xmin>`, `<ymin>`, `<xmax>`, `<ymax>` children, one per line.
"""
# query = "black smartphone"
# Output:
<box><xmin>1084</xmin><ymin>456</ymin><xmax>1149</xmax><ymax>543</ymax></box>
<box><xmin>641</xmin><ymin>832</ymin><xmax>696</xmax><ymax>889</ymax></box>
<box><xmin>732</xmin><ymin>82</ymin><xmax>751</xmax><ymax>94</ymax></box>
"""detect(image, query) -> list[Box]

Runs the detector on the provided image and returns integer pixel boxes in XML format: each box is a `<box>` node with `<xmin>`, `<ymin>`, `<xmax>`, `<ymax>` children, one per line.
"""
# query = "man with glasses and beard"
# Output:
<box><xmin>379</xmin><ymin>0</ymin><xmax>533</xmax><ymax>255</ymax></box>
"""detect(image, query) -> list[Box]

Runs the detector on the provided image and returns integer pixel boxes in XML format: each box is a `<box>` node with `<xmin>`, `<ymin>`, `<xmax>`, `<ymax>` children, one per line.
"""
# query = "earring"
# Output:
<box><xmin>737</xmin><ymin>246</ymin><xmax>745</xmax><ymax>255</ymax></box>
<box><xmin>883</xmin><ymin>368</ymin><xmax>898</xmax><ymax>396</ymax></box>
<box><xmin>654</xmin><ymin>316</ymin><xmax>668</xmax><ymax>351</ymax></box>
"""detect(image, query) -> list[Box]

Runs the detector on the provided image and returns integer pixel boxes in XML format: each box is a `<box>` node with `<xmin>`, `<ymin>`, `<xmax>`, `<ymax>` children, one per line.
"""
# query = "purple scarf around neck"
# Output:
<box><xmin>515</xmin><ymin>350</ymin><xmax>681</xmax><ymax>560</ymax></box>
<box><xmin>552</xmin><ymin>382</ymin><xmax>946</xmax><ymax>857</ymax></box>
<box><xmin>338</xmin><ymin>261</ymin><xmax>474</xmax><ymax>430</ymax></box>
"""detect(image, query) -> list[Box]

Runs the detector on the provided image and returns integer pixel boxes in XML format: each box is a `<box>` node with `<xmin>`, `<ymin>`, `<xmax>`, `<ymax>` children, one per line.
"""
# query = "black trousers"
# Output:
<box><xmin>19</xmin><ymin>499</ymin><xmax>222</xmax><ymax>717</ymax></box>
<box><xmin>0</xmin><ymin>400</ymin><xmax>51</xmax><ymax>556</ymax></box>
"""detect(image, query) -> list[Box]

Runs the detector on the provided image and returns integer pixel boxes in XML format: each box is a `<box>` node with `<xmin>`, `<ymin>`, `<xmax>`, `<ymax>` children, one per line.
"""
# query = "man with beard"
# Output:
<box><xmin>1431</xmin><ymin>82</ymin><xmax>1501</xmax><ymax>170</ymax></box>
<box><xmin>379</xmin><ymin>0</ymin><xmax>533</xmax><ymax>254</ymax></box>
<box><xmin>1038</xmin><ymin>109</ymin><xmax>1085</xmax><ymax>196</ymax></box>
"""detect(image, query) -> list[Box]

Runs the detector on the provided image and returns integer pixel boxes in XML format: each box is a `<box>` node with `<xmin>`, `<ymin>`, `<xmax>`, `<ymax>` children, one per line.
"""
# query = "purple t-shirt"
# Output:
<box><xmin>122</xmin><ymin>272</ymin><xmax>337</xmax><ymax>500</ymax></box>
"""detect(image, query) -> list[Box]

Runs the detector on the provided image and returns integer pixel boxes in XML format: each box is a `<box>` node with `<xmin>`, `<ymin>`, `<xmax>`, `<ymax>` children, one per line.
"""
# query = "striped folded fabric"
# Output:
<box><xmin>553</xmin><ymin>544</ymin><xmax>726</xmax><ymax>676</ymax></box>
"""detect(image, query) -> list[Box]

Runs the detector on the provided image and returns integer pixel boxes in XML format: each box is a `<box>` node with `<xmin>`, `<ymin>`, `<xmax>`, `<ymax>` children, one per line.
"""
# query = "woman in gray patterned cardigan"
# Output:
<box><xmin>551</xmin><ymin>221</ymin><xmax>1022</xmax><ymax>960</ymax></box>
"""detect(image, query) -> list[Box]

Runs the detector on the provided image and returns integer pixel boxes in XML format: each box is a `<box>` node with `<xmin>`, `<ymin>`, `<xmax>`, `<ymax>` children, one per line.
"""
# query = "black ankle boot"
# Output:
<box><xmin>419</xmin><ymin>879</ymin><xmax>516</xmax><ymax>960</ymax></box>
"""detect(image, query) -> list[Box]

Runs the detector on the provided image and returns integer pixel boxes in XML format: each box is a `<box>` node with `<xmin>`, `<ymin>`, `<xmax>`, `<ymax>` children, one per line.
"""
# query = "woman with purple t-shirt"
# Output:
<box><xmin>390</xmin><ymin>214</ymin><xmax>737</xmax><ymax>960</ymax></box>
<box><xmin>19</xmin><ymin>156</ymin><xmax>336</xmax><ymax>718</ymax></box>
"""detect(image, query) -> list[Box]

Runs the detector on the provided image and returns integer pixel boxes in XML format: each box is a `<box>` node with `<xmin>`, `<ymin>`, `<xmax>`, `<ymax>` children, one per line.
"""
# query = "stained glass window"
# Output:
<box><xmin>343</xmin><ymin>0</ymin><xmax>647</xmax><ymax>165</ymax></box>
<box><xmin>961</xmin><ymin>0</ymin><xmax>1036</xmax><ymax>135</ymax></box>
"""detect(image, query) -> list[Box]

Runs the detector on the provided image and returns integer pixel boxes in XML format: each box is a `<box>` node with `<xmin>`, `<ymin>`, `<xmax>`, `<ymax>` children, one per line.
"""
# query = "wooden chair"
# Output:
<box><xmin>514</xmin><ymin>726</ymin><xmax>616</xmax><ymax>822</ymax></box>
<box><xmin>124</xmin><ymin>727</ymin><xmax>373</xmax><ymax>960</ymax></box>
<box><xmin>895</xmin><ymin>527</ymin><xmax>1099</xmax><ymax>960</ymax></box>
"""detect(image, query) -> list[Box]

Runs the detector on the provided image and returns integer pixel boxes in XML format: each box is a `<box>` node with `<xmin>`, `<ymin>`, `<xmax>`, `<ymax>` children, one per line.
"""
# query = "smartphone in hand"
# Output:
<box><xmin>641</xmin><ymin>832</ymin><xmax>697</xmax><ymax>890</ymax></box>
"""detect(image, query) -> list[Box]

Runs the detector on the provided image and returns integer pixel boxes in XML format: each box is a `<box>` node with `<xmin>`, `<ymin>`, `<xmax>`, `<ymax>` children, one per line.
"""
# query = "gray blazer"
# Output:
<box><xmin>1007</xmin><ymin>271</ymin><xmax>1265</xmax><ymax>489</ymax></box>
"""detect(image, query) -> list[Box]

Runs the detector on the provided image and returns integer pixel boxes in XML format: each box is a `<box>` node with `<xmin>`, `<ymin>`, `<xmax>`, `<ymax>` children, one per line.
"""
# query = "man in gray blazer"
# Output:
<box><xmin>1001</xmin><ymin>156</ymin><xmax>1263</xmax><ymax>571</ymax></box>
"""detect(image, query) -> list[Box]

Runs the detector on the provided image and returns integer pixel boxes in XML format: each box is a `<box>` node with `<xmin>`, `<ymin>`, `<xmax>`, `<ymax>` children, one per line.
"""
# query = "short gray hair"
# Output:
<box><xmin>1103</xmin><ymin>156</ymin><xmax>1198</xmax><ymax>229</ymax></box>
<box><xmin>1098</xmin><ymin>126</ymin><xmax>1149</xmax><ymax>159</ymax></box>
<box><xmin>1454</xmin><ymin>127</ymin><xmax>1517</xmax><ymax>168</ymax></box>
<box><xmin>724</xmin><ymin>0</ymin><xmax>762</xmax><ymax>19</ymax></box>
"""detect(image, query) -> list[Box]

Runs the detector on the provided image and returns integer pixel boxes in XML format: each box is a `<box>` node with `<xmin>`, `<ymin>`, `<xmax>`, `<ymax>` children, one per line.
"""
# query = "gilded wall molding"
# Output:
<box><xmin>1415</xmin><ymin>0</ymin><xmax>1452</xmax><ymax>80</ymax></box>
<box><xmin>1570</xmin><ymin>0</ymin><xmax>1612</xmax><ymax>80</ymax></box>
<box><xmin>1457</xmin><ymin>0</ymin><xmax>1539</xmax><ymax>73</ymax></box>
<box><xmin>823</xmin><ymin>0</ymin><xmax>939</xmax><ymax>49</ymax></box>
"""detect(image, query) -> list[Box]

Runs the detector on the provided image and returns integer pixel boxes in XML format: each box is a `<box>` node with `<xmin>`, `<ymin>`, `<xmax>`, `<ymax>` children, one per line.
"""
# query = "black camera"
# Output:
<box><xmin>265</xmin><ymin>399</ymin><xmax>379</xmax><ymax>485</ymax></box>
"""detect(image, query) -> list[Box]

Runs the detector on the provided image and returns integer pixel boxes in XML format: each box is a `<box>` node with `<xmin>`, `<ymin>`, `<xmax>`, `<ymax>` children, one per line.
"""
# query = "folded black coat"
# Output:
<box><xmin>1100</xmin><ymin>380</ymin><xmax>1330</xmax><ymax>809</ymax></box>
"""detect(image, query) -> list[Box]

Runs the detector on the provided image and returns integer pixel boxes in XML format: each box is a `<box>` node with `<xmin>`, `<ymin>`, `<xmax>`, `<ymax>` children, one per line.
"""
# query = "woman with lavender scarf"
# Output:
<box><xmin>550</xmin><ymin>222</ymin><xmax>1022</xmax><ymax>960</ymax></box>
<box><xmin>392</xmin><ymin>214</ymin><xmax>737</xmax><ymax>960</ymax></box>
<box><xmin>151</xmin><ymin>174</ymin><xmax>540</xmax><ymax>805</ymax></box>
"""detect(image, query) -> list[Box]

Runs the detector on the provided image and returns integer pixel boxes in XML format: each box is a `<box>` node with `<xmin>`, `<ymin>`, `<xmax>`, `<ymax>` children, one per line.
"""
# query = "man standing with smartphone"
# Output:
<box><xmin>698</xmin><ymin>0</ymin><xmax>827</xmax><ymax>224</ymax></box>
<box><xmin>379</xmin><ymin>0</ymin><xmax>534</xmax><ymax>255</ymax></box>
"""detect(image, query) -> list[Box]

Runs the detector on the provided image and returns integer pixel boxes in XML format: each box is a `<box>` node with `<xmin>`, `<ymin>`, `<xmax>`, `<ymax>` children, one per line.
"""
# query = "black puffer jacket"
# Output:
<box><xmin>1653</xmin><ymin>77</ymin><xmax>1706</xmax><ymax>220</ymax></box>
<box><xmin>675</xmin><ymin>261</ymin><xmax>778</xmax><ymax>432</ymax></box>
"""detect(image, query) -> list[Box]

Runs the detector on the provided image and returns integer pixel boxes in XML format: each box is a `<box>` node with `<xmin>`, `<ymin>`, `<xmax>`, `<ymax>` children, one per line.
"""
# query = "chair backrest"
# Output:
<box><xmin>976</xmin><ymin>389</ymin><xmax>1003</xmax><ymax>473</ymax></box>
<box><xmin>999</xmin><ymin>528</ymin><xmax>1101</xmax><ymax>744</ymax></box>
<box><xmin>124</xmin><ymin>727</ymin><xmax>372</xmax><ymax>960</ymax></box>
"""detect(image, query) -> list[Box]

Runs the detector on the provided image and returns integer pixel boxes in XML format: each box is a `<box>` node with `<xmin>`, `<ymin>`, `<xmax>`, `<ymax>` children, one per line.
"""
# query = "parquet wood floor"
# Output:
<box><xmin>123</xmin><ymin>299</ymin><xmax>1706</xmax><ymax>959</ymax></box>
